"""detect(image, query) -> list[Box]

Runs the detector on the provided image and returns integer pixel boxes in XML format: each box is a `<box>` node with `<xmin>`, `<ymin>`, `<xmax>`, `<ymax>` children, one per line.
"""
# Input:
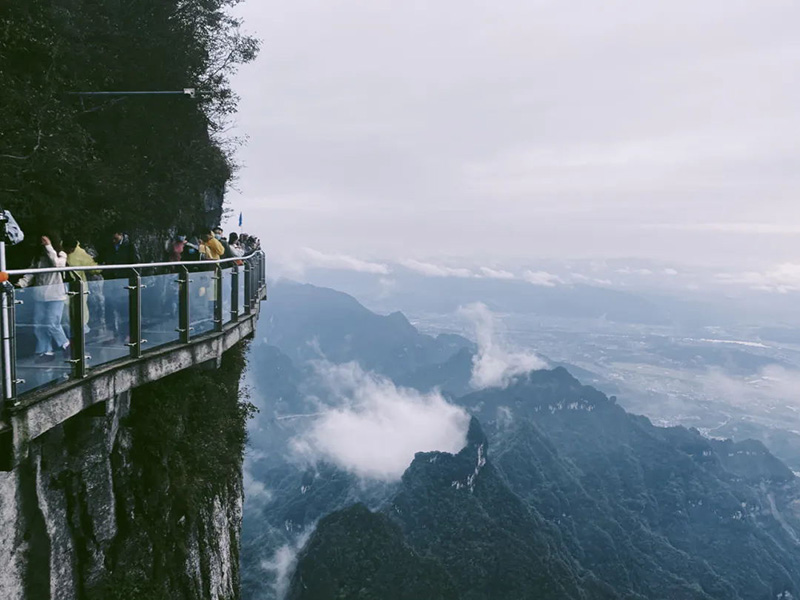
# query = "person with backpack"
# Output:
<box><xmin>166</xmin><ymin>235</ymin><xmax>186</xmax><ymax>262</ymax></box>
<box><xmin>15</xmin><ymin>233</ymin><xmax>70</xmax><ymax>362</ymax></box>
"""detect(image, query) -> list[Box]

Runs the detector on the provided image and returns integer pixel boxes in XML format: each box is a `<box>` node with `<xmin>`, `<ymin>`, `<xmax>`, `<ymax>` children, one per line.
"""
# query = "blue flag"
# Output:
<box><xmin>238</xmin><ymin>212</ymin><xmax>243</xmax><ymax>227</ymax></box>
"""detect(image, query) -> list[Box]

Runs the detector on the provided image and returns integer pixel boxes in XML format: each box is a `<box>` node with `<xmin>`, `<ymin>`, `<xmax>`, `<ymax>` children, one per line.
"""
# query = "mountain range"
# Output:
<box><xmin>243</xmin><ymin>280</ymin><xmax>800</xmax><ymax>599</ymax></box>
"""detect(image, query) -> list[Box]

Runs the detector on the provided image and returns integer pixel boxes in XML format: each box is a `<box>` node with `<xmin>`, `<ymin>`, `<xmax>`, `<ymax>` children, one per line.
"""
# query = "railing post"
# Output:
<box><xmin>243</xmin><ymin>259</ymin><xmax>252</xmax><ymax>315</ymax></box>
<box><xmin>67</xmin><ymin>277</ymin><xmax>88</xmax><ymax>378</ymax></box>
<box><xmin>253</xmin><ymin>254</ymin><xmax>260</xmax><ymax>297</ymax></box>
<box><xmin>231</xmin><ymin>264</ymin><xmax>239</xmax><ymax>322</ymax></box>
<box><xmin>257</xmin><ymin>254</ymin><xmax>264</xmax><ymax>295</ymax></box>
<box><xmin>177</xmin><ymin>266</ymin><xmax>191</xmax><ymax>343</ymax></box>
<box><xmin>1</xmin><ymin>282</ymin><xmax>16</xmax><ymax>409</ymax></box>
<box><xmin>126</xmin><ymin>269</ymin><xmax>143</xmax><ymax>359</ymax></box>
<box><xmin>214</xmin><ymin>265</ymin><xmax>223</xmax><ymax>332</ymax></box>
<box><xmin>249</xmin><ymin>257</ymin><xmax>256</xmax><ymax>307</ymax></box>
<box><xmin>261</xmin><ymin>252</ymin><xmax>267</xmax><ymax>297</ymax></box>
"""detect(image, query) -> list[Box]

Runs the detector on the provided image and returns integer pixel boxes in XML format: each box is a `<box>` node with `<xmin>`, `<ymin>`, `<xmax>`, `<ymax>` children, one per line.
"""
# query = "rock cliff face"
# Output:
<box><xmin>0</xmin><ymin>345</ymin><xmax>251</xmax><ymax>600</ymax></box>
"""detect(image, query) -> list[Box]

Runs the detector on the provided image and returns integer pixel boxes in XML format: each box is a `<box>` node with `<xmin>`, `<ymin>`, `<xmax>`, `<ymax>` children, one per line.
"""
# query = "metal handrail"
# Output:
<box><xmin>5</xmin><ymin>250</ymin><xmax>263</xmax><ymax>276</ymax></box>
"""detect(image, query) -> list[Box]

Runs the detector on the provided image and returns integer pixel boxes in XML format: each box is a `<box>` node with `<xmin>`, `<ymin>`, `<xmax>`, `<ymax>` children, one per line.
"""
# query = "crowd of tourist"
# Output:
<box><xmin>12</xmin><ymin>226</ymin><xmax>261</xmax><ymax>363</ymax></box>
<box><xmin>164</xmin><ymin>228</ymin><xmax>261</xmax><ymax>262</ymax></box>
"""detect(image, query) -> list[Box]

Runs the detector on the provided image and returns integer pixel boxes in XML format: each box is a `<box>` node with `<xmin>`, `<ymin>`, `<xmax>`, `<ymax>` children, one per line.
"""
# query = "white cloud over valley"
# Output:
<box><xmin>290</xmin><ymin>362</ymin><xmax>470</xmax><ymax>481</ymax></box>
<box><xmin>459</xmin><ymin>303</ymin><xmax>547</xmax><ymax>389</ymax></box>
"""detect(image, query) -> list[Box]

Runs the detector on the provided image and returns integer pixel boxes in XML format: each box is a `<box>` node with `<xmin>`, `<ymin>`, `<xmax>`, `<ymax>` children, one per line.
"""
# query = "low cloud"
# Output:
<box><xmin>262</xmin><ymin>528</ymin><xmax>314</xmax><ymax>600</ymax></box>
<box><xmin>459</xmin><ymin>303</ymin><xmax>547</xmax><ymax>389</ymax></box>
<box><xmin>290</xmin><ymin>363</ymin><xmax>470</xmax><ymax>481</ymax></box>
<box><xmin>377</xmin><ymin>277</ymin><xmax>397</xmax><ymax>298</ymax></box>
<box><xmin>398</xmin><ymin>258</ymin><xmax>475</xmax><ymax>278</ymax></box>
<box><xmin>243</xmin><ymin>464</ymin><xmax>273</xmax><ymax>513</ymax></box>
<box><xmin>301</xmin><ymin>247</ymin><xmax>390</xmax><ymax>274</ymax></box>
<box><xmin>616</xmin><ymin>267</ymin><xmax>653</xmax><ymax>276</ymax></box>
<box><xmin>399</xmin><ymin>260</ymin><xmax>520</xmax><ymax>281</ymax></box>
<box><xmin>479</xmin><ymin>266</ymin><xmax>516</xmax><ymax>280</ymax></box>
<box><xmin>716</xmin><ymin>263</ymin><xmax>800</xmax><ymax>293</ymax></box>
<box><xmin>702</xmin><ymin>364</ymin><xmax>800</xmax><ymax>410</ymax></box>
<box><xmin>570</xmin><ymin>272</ymin><xmax>612</xmax><ymax>286</ymax></box>
<box><xmin>647</xmin><ymin>223</ymin><xmax>800</xmax><ymax>235</ymax></box>
<box><xmin>522</xmin><ymin>270</ymin><xmax>563</xmax><ymax>287</ymax></box>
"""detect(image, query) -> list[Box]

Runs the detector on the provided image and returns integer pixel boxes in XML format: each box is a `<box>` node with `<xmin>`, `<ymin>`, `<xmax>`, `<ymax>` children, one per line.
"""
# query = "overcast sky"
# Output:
<box><xmin>228</xmin><ymin>0</ymin><xmax>800</xmax><ymax>268</ymax></box>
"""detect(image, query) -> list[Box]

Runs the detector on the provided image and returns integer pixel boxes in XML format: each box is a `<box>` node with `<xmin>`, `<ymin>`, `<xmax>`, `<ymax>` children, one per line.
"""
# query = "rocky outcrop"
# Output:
<box><xmin>0</xmin><ymin>346</ymin><xmax>250</xmax><ymax>600</ymax></box>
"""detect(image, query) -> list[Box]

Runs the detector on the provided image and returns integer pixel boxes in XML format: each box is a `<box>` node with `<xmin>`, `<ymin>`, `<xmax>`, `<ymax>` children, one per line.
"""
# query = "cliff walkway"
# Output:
<box><xmin>0</xmin><ymin>251</ymin><xmax>267</xmax><ymax>469</ymax></box>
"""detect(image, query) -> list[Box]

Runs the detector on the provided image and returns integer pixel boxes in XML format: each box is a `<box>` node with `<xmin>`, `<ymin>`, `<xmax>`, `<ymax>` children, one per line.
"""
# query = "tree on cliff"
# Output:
<box><xmin>0</xmin><ymin>0</ymin><xmax>258</xmax><ymax>261</ymax></box>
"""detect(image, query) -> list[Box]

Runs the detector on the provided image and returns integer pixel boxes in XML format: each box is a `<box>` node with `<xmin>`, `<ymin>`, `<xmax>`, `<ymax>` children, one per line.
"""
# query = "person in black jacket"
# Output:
<box><xmin>99</xmin><ymin>230</ymin><xmax>141</xmax><ymax>275</ymax></box>
<box><xmin>98</xmin><ymin>229</ymin><xmax>141</xmax><ymax>342</ymax></box>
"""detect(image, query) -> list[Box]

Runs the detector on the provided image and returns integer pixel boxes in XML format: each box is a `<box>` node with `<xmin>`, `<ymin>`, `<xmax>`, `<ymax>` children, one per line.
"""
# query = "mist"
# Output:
<box><xmin>459</xmin><ymin>302</ymin><xmax>547</xmax><ymax>389</ymax></box>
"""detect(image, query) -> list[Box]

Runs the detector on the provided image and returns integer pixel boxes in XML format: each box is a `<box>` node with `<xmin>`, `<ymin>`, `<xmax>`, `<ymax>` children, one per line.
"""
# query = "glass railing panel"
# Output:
<box><xmin>13</xmin><ymin>282</ymin><xmax>71</xmax><ymax>394</ymax></box>
<box><xmin>189</xmin><ymin>268</ymin><xmax>216</xmax><ymax>337</ymax></box>
<box><xmin>221</xmin><ymin>266</ymin><xmax>232</xmax><ymax>326</ymax></box>
<box><xmin>85</xmin><ymin>277</ymin><xmax>130</xmax><ymax>369</ymax></box>
<box><xmin>141</xmin><ymin>272</ymin><xmax>180</xmax><ymax>350</ymax></box>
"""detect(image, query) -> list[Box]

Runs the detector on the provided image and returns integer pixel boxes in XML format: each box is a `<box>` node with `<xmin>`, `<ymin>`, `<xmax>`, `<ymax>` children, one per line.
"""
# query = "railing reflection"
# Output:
<box><xmin>1</xmin><ymin>251</ymin><xmax>266</xmax><ymax>409</ymax></box>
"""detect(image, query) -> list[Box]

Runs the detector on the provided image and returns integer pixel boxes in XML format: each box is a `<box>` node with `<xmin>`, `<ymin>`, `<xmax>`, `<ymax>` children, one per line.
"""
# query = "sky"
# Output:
<box><xmin>227</xmin><ymin>0</ymin><xmax>800</xmax><ymax>269</ymax></box>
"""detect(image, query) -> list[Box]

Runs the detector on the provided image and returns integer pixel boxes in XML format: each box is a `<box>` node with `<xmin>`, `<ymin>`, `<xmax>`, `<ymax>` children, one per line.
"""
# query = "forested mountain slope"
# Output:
<box><xmin>1</xmin><ymin>0</ymin><xmax>257</xmax><ymax>261</ymax></box>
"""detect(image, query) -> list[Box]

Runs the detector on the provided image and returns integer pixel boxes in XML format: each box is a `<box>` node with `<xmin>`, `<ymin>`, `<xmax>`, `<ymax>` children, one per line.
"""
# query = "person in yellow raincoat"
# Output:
<box><xmin>199</xmin><ymin>230</ymin><xmax>225</xmax><ymax>260</ymax></box>
<box><xmin>63</xmin><ymin>237</ymin><xmax>101</xmax><ymax>334</ymax></box>
<box><xmin>197</xmin><ymin>230</ymin><xmax>224</xmax><ymax>329</ymax></box>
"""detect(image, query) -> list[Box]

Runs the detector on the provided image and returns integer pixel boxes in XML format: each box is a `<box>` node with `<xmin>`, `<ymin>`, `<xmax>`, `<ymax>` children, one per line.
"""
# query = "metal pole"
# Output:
<box><xmin>253</xmin><ymin>254</ymin><xmax>259</xmax><ymax>297</ymax></box>
<box><xmin>243</xmin><ymin>260</ymin><xmax>252</xmax><ymax>315</ymax></box>
<box><xmin>214</xmin><ymin>266</ymin><xmax>223</xmax><ymax>332</ymax></box>
<box><xmin>0</xmin><ymin>242</ymin><xmax>13</xmax><ymax>408</ymax></box>
<box><xmin>257</xmin><ymin>254</ymin><xmax>263</xmax><ymax>295</ymax></box>
<box><xmin>126</xmin><ymin>270</ymin><xmax>143</xmax><ymax>358</ymax></box>
<box><xmin>67</xmin><ymin>278</ymin><xmax>88</xmax><ymax>378</ymax></box>
<box><xmin>9</xmin><ymin>285</ymin><xmax>19</xmax><ymax>399</ymax></box>
<box><xmin>177</xmin><ymin>266</ymin><xmax>191</xmax><ymax>343</ymax></box>
<box><xmin>231</xmin><ymin>265</ymin><xmax>239</xmax><ymax>322</ymax></box>
<box><xmin>249</xmin><ymin>257</ymin><xmax>255</xmax><ymax>307</ymax></box>
<box><xmin>4</xmin><ymin>250</ymin><xmax>261</xmax><ymax>278</ymax></box>
<box><xmin>68</xmin><ymin>89</ymin><xmax>197</xmax><ymax>98</ymax></box>
<box><xmin>255</xmin><ymin>256</ymin><xmax>261</xmax><ymax>303</ymax></box>
<box><xmin>262</xmin><ymin>252</ymin><xmax>268</xmax><ymax>301</ymax></box>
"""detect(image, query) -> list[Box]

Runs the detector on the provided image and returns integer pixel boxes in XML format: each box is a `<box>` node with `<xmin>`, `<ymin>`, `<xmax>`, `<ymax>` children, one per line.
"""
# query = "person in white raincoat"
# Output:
<box><xmin>15</xmin><ymin>234</ymin><xmax>70</xmax><ymax>362</ymax></box>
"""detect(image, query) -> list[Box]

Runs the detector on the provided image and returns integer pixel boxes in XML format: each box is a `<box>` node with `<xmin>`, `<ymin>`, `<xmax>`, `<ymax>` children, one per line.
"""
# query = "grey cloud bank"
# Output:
<box><xmin>229</xmin><ymin>0</ymin><xmax>800</xmax><ymax>268</ymax></box>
